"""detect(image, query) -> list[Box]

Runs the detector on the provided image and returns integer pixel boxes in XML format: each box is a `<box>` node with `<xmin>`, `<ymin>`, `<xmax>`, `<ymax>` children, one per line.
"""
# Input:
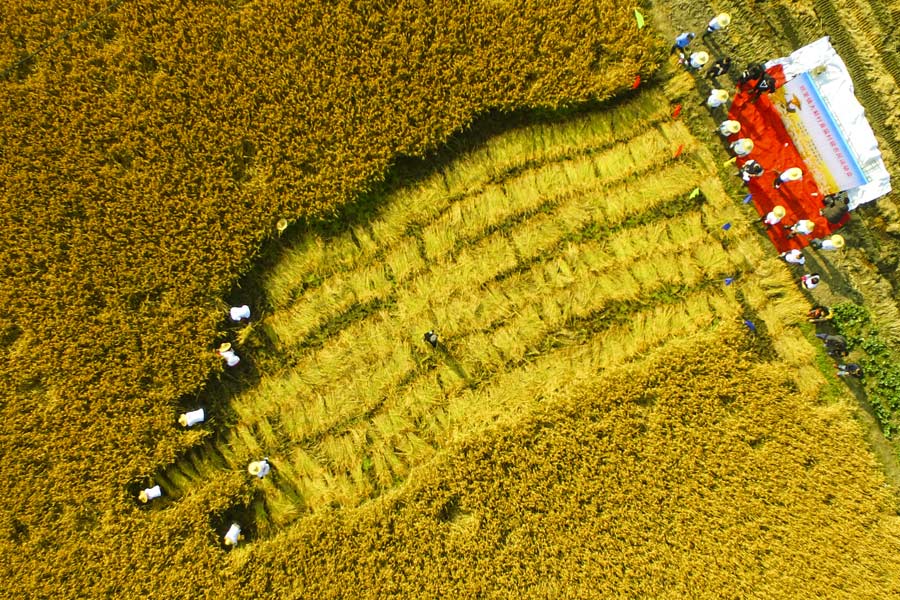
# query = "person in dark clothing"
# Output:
<box><xmin>749</xmin><ymin>74</ymin><xmax>777</xmax><ymax>101</ymax></box>
<box><xmin>738</xmin><ymin>159</ymin><xmax>764</xmax><ymax>183</ymax></box>
<box><xmin>816</xmin><ymin>333</ymin><xmax>848</xmax><ymax>357</ymax></box>
<box><xmin>423</xmin><ymin>330</ymin><xmax>439</xmax><ymax>348</ymax></box>
<box><xmin>820</xmin><ymin>193</ymin><xmax>849</xmax><ymax>224</ymax></box>
<box><xmin>738</xmin><ymin>62</ymin><xmax>765</xmax><ymax>86</ymax></box>
<box><xmin>705</xmin><ymin>57</ymin><xmax>732</xmax><ymax>80</ymax></box>
<box><xmin>836</xmin><ymin>363</ymin><xmax>863</xmax><ymax>378</ymax></box>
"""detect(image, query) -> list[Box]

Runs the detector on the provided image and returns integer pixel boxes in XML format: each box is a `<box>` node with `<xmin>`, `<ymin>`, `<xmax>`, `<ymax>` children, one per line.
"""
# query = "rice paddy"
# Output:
<box><xmin>149</xmin><ymin>74</ymin><xmax>846</xmax><ymax>537</ymax></box>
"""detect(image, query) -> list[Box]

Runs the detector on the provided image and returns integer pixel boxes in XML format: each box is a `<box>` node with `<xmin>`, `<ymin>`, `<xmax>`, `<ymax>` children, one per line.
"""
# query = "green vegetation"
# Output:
<box><xmin>833</xmin><ymin>302</ymin><xmax>900</xmax><ymax>436</ymax></box>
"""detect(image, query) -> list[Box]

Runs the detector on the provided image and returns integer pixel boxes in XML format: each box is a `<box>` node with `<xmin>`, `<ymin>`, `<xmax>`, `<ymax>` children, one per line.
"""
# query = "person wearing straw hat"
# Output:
<box><xmin>730</xmin><ymin>138</ymin><xmax>755</xmax><ymax>157</ymax></box>
<box><xmin>138</xmin><ymin>484</ymin><xmax>162</xmax><ymax>503</ymax></box>
<box><xmin>785</xmin><ymin>219</ymin><xmax>815</xmax><ymax>239</ymax></box>
<box><xmin>229</xmin><ymin>305</ymin><xmax>251</xmax><ymax>322</ymax></box>
<box><xmin>717</xmin><ymin>119</ymin><xmax>741</xmax><ymax>137</ymax></box>
<box><xmin>705</xmin><ymin>88</ymin><xmax>730</xmax><ymax>109</ymax></box>
<box><xmin>761</xmin><ymin>205</ymin><xmax>786</xmax><ymax>227</ymax></box>
<box><xmin>778</xmin><ymin>249</ymin><xmax>805</xmax><ymax>265</ymax></box>
<box><xmin>217</xmin><ymin>342</ymin><xmax>240</xmax><ymax>367</ymax></box>
<box><xmin>223</xmin><ymin>523</ymin><xmax>243</xmax><ymax>547</ymax></box>
<box><xmin>703</xmin><ymin>13</ymin><xmax>731</xmax><ymax>37</ymax></box>
<box><xmin>685</xmin><ymin>50</ymin><xmax>710</xmax><ymax>70</ymax></box>
<box><xmin>811</xmin><ymin>235</ymin><xmax>845</xmax><ymax>251</ymax></box>
<box><xmin>247</xmin><ymin>458</ymin><xmax>271</xmax><ymax>479</ymax></box>
<box><xmin>178</xmin><ymin>408</ymin><xmax>205</xmax><ymax>427</ymax></box>
<box><xmin>773</xmin><ymin>167</ymin><xmax>803</xmax><ymax>189</ymax></box>
<box><xmin>738</xmin><ymin>159</ymin><xmax>764</xmax><ymax>183</ymax></box>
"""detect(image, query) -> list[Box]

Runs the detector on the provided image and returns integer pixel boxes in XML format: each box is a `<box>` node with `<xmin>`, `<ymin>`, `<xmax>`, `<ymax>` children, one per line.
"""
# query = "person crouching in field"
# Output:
<box><xmin>807</xmin><ymin>305</ymin><xmax>833</xmax><ymax>323</ymax></box>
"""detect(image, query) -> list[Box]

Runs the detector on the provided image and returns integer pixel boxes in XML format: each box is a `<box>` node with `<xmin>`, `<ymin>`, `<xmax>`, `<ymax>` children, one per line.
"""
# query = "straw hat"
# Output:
<box><xmin>276</xmin><ymin>218</ymin><xmax>289</xmax><ymax>233</ymax></box>
<box><xmin>773</xmin><ymin>205</ymin><xmax>786</xmax><ymax>218</ymax></box>
<box><xmin>830</xmin><ymin>234</ymin><xmax>845</xmax><ymax>248</ymax></box>
<box><xmin>712</xmin><ymin>89</ymin><xmax>729</xmax><ymax>102</ymax></box>
<box><xmin>723</xmin><ymin>120</ymin><xmax>741</xmax><ymax>134</ymax></box>
<box><xmin>248</xmin><ymin>461</ymin><xmax>262</xmax><ymax>476</ymax></box>
<box><xmin>218</xmin><ymin>342</ymin><xmax>232</xmax><ymax>354</ymax></box>
<box><xmin>138</xmin><ymin>490</ymin><xmax>149</xmax><ymax>503</ymax></box>
<box><xmin>717</xmin><ymin>13</ymin><xmax>732</xmax><ymax>27</ymax></box>
<box><xmin>693</xmin><ymin>51</ymin><xmax>710</xmax><ymax>66</ymax></box>
<box><xmin>178</xmin><ymin>414</ymin><xmax>189</xmax><ymax>427</ymax></box>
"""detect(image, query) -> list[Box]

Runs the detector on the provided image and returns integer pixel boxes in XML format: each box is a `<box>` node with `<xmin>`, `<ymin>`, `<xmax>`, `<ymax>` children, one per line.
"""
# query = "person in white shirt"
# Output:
<box><xmin>811</xmin><ymin>234</ymin><xmax>845</xmax><ymax>251</ymax></box>
<box><xmin>730</xmin><ymin>138</ymin><xmax>754</xmax><ymax>157</ymax></box>
<box><xmin>138</xmin><ymin>485</ymin><xmax>162</xmax><ymax>503</ymax></box>
<box><xmin>778</xmin><ymin>249</ymin><xmax>805</xmax><ymax>265</ymax></box>
<box><xmin>178</xmin><ymin>408</ymin><xmax>205</xmax><ymax>427</ymax></box>
<box><xmin>224</xmin><ymin>523</ymin><xmax>243</xmax><ymax>547</ymax></box>
<box><xmin>703</xmin><ymin>13</ymin><xmax>731</xmax><ymax>37</ymax></box>
<box><xmin>229</xmin><ymin>305</ymin><xmax>251</xmax><ymax>322</ymax></box>
<box><xmin>248</xmin><ymin>459</ymin><xmax>271</xmax><ymax>479</ymax></box>
<box><xmin>687</xmin><ymin>51</ymin><xmax>709</xmax><ymax>70</ymax></box>
<box><xmin>217</xmin><ymin>342</ymin><xmax>240</xmax><ymax>367</ymax></box>
<box><xmin>761</xmin><ymin>205</ymin><xmax>786</xmax><ymax>227</ymax></box>
<box><xmin>717</xmin><ymin>119</ymin><xmax>741</xmax><ymax>136</ymax></box>
<box><xmin>774</xmin><ymin>167</ymin><xmax>802</xmax><ymax>189</ymax></box>
<box><xmin>801</xmin><ymin>273</ymin><xmax>821</xmax><ymax>290</ymax></box>
<box><xmin>705</xmin><ymin>89</ymin><xmax>730</xmax><ymax>109</ymax></box>
<box><xmin>785</xmin><ymin>219</ymin><xmax>815</xmax><ymax>239</ymax></box>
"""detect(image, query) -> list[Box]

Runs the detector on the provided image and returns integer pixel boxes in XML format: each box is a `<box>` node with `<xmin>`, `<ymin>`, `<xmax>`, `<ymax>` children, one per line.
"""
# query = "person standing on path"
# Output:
<box><xmin>761</xmin><ymin>205</ymin><xmax>786</xmax><ymax>227</ymax></box>
<box><xmin>774</xmin><ymin>167</ymin><xmax>804</xmax><ymax>189</ymax></box>
<box><xmin>836</xmin><ymin>363</ymin><xmax>862</xmax><ymax>377</ymax></box>
<box><xmin>801</xmin><ymin>273</ymin><xmax>821</xmax><ymax>290</ymax></box>
<box><xmin>811</xmin><ymin>235</ymin><xmax>845</xmax><ymax>251</ymax></box>
<box><xmin>671</xmin><ymin>32</ymin><xmax>696</xmax><ymax>55</ymax></box>
<box><xmin>730</xmin><ymin>138</ymin><xmax>755</xmax><ymax>157</ymax></box>
<box><xmin>704</xmin><ymin>89</ymin><xmax>730</xmax><ymax>109</ymax></box>
<box><xmin>785</xmin><ymin>219</ymin><xmax>815</xmax><ymax>240</ymax></box>
<box><xmin>703</xmin><ymin>13</ymin><xmax>731</xmax><ymax>38</ymax></box>
<box><xmin>738</xmin><ymin>160</ymin><xmax>764</xmax><ymax>183</ymax></box>
<box><xmin>778</xmin><ymin>249</ymin><xmax>805</xmax><ymax>265</ymax></box>
<box><xmin>717</xmin><ymin>119</ymin><xmax>741</xmax><ymax>137</ymax></box>
<box><xmin>706</xmin><ymin>57</ymin><xmax>732</xmax><ymax>80</ymax></box>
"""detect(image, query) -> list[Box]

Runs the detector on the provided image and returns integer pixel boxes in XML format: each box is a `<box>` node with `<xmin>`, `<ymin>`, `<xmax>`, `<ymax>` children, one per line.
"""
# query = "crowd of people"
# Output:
<box><xmin>674</xmin><ymin>15</ymin><xmax>862</xmax><ymax>380</ymax></box>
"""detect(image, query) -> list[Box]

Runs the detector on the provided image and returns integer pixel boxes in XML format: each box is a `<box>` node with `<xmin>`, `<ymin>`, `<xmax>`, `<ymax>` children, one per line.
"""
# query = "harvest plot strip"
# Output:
<box><xmin>154</xmin><ymin>85</ymin><xmax>800</xmax><ymax>537</ymax></box>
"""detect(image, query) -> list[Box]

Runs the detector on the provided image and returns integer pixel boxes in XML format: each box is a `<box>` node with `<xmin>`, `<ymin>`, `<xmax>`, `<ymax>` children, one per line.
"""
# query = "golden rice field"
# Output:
<box><xmin>135</xmin><ymin>75</ymin><xmax>900</xmax><ymax>597</ymax></box>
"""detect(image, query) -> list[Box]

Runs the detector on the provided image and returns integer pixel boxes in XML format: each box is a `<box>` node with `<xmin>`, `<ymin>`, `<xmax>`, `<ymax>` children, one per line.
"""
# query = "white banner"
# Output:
<box><xmin>766</xmin><ymin>37</ymin><xmax>891</xmax><ymax>209</ymax></box>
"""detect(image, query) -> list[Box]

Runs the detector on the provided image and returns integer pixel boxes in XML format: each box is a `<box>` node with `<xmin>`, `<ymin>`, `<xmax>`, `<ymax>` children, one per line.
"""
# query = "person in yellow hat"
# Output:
<box><xmin>138</xmin><ymin>484</ymin><xmax>162</xmax><ymax>503</ymax></box>
<box><xmin>785</xmin><ymin>219</ymin><xmax>815</xmax><ymax>239</ymax></box>
<box><xmin>247</xmin><ymin>458</ymin><xmax>271</xmax><ymax>479</ymax></box>
<box><xmin>217</xmin><ymin>342</ymin><xmax>240</xmax><ymax>367</ymax></box>
<box><xmin>223</xmin><ymin>523</ymin><xmax>243</xmax><ymax>547</ymax></box>
<box><xmin>811</xmin><ymin>234</ymin><xmax>845</xmax><ymax>251</ymax></box>
<box><xmin>178</xmin><ymin>408</ymin><xmax>205</xmax><ymax>428</ymax></box>
<box><xmin>717</xmin><ymin>119</ymin><xmax>741</xmax><ymax>136</ymax></box>
<box><xmin>774</xmin><ymin>167</ymin><xmax>803</xmax><ymax>189</ymax></box>
<box><xmin>686</xmin><ymin>50</ymin><xmax>710</xmax><ymax>70</ymax></box>
<box><xmin>703</xmin><ymin>13</ymin><xmax>731</xmax><ymax>37</ymax></box>
<box><xmin>730</xmin><ymin>138</ymin><xmax>755</xmax><ymax>157</ymax></box>
<box><xmin>705</xmin><ymin>88</ymin><xmax>730</xmax><ymax>109</ymax></box>
<box><xmin>761</xmin><ymin>205</ymin><xmax>786</xmax><ymax>227</ymax></box>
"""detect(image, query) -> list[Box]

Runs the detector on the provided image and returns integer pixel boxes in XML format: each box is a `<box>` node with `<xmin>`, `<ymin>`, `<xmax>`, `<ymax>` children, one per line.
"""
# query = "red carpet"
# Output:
<box><xmin>726</xmin><ymin>67</ymin><xmax>850</xmax><ymax>253</ymax></box>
